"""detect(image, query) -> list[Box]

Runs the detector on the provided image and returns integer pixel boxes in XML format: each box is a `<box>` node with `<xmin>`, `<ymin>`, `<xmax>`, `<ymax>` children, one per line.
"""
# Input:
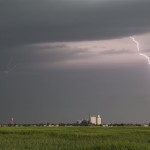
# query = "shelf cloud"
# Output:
<box><xmin>0</xmin><ymin>0</ymin><xmax>150</xmax><ymax>48</ymax></box>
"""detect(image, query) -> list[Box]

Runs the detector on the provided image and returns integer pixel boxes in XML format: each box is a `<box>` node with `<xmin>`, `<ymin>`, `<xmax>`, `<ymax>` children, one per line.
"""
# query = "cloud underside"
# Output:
<box><xmin>0</xmin><ymin>43</ymin><xmax>137</xmax><ymax>72</ymax></box>
<box><xmin>0</xmin><ymin>0</ymin><xmax>150</xmax><ymax>48</ymax></box>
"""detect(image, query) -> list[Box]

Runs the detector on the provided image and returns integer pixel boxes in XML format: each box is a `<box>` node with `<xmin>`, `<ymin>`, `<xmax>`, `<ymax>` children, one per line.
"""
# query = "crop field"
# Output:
<box><xmin>0</xmin><ymin>126</ymin><xmax>150</xmax><ymax>150</ymax></box>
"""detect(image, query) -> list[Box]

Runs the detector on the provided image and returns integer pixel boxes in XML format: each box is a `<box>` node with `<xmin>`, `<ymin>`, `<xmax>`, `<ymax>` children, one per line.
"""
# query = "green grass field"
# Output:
<box><xmin>0</xmin><ymin>126</ymin><xmax>150</xmax><ymax>150</ymax></box>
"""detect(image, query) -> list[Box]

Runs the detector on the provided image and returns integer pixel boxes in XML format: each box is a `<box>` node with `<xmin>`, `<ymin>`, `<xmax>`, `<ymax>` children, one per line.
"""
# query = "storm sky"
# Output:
<box><xmin>1</xmin><ymin>0</ymin><xmax>150</xmax><ymax>124</ymax></box>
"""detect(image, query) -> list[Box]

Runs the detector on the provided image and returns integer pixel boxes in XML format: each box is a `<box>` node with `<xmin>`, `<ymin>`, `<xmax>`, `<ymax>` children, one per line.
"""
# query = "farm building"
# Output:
<box><xmin>89</xmin><ymin>114</ymin><xmax>101</xmax><ymax>125</ymax></box>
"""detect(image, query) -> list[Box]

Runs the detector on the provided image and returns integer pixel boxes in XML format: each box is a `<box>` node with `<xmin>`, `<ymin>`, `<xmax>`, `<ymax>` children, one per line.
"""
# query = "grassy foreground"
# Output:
<box><xmin>0</xmin><ymin>126</ymin><xmax>150</xmax><ymax>150</ymax></box>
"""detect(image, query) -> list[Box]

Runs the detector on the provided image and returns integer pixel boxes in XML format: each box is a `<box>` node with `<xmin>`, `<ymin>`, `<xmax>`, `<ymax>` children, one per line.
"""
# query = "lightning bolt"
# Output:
<box><xmin>130</xmin><ymin>36</ymin><xmax>150</xmax><ymax>65</ymax></box>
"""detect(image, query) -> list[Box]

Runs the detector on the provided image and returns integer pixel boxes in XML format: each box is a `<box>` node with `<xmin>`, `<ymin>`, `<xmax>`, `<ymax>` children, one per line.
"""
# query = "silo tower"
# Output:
<box><xmin>96</xmin><ymin>115</ymin><xmax>102</xmax><ymax>125</ymax></box>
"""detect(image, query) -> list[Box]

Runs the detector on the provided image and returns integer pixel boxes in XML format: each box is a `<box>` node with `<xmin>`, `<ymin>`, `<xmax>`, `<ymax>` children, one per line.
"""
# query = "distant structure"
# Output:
<box><xmin>10</xmin><ymin>117</ymin><xmax>14</xmax><ymax>125</ymax></box>
<box><xmin>89</xmin><ymin>114</ymin><xmax>102</xmax><ymax>125</ymax></box>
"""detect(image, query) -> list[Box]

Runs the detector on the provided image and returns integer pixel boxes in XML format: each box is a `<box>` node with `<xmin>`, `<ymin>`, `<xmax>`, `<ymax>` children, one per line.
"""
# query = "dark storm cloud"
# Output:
<box><xmin>0</xmin><ymin>0</ymin><xmax>150</xmax><ymax>48</ymax></box>
<box><xmin>1</xmin><ymin>0</ymin><xmax>150</xmax><ymax>124</ymax></box>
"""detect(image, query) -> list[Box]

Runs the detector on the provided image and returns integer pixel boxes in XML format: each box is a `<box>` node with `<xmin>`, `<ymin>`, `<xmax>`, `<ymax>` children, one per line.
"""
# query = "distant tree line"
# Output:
<box><xmin>0</xmin><ymin>122</ymin><xmax>149</xmax><ymax>127</ymax></box>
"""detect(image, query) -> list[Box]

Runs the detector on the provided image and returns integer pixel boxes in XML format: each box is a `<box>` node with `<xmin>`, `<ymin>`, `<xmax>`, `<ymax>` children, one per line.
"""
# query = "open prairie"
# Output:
<box><xmin>0</xmin><ymin>126</ymin><xmax>150</xmax><ymax>150</ymax></box>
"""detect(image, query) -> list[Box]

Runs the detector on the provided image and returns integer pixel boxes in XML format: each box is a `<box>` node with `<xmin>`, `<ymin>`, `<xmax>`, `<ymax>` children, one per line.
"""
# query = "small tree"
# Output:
<box><xmin>81</xmin><ymin>120</ymin><xmax>88</xmax><ymax>126</ymax></box>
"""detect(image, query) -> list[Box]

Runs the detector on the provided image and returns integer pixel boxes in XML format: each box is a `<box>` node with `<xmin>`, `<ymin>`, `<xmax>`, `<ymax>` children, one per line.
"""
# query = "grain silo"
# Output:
<box><xmin>89</xmin><ymin>114</ymin><xmax>102</xmax><ymax>125</ymax></box>
<box><xmin>96</xmin><ymin>115</ymin><xmax>101</xmax><ymax>125</ymax></box>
